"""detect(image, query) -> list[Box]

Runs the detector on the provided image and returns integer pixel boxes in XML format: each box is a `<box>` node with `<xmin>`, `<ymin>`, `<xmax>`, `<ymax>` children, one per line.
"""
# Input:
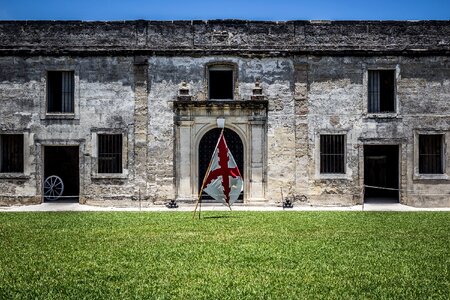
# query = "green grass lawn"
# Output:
<box><xmin>0</xmin><ymin>211</ymin><xmax>449</xmax><ymax>299</ymax></box>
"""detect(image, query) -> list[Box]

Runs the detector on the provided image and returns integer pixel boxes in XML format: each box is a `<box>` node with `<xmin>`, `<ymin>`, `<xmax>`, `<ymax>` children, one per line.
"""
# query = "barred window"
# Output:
<box><xmin>320</xmin><ymin>135</ymin><xmax>345</xmax><ymax>174</ymax></box>
<box><xmin>209</xmin><ymin>65</ymin><xmax>234</xmax><ymax>100</ymax></box>
<box><xmin>368</xmin><ymin>70</ymin><xmax>395</xmax><ymax>113</ymax></box>
<box><xmin>419</xmin><ymin>135</ymin><xmax>444</xmax><ymax>174</ymax></box>
<box><xmin>98</xmin><ymin>134</ymin><xmax>122</xmax><ymax>174</ymax></box>
<box><xmin>47</xmin><ymin>71</ymin><xmax>74</xmax><ymax>113</ymax></box>
<box><xmin>0</xmin><ymin>134</ymin><xmax>24</xmax><ymax>173</ymax></box>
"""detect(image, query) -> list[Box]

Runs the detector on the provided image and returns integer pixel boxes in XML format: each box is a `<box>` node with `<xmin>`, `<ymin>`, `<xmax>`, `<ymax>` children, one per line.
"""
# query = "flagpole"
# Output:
<box><xmin>193</xmin><ymin>159</ymin><xmax>211</xmax><ymax>219</ymax></box>
<box><xmin>193</xmin><ymin>129</ymin><xmax>225</xmax><ymax>219</ymax></box>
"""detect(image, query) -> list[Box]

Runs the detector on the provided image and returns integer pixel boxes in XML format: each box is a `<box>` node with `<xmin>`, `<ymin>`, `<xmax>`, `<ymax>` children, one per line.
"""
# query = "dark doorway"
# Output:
<box><xmin>364</xmin><ymin>145</ymin><xmax>399</xmax><ymax>203</ymax></box>
<box><xmin>44</xmin><ymin>146</ymin><xmax>79</xmax><ymax>202</ymax></box>
<box><xmin>198</xmin><ymin>128</ymin><xmax>243</xmax><ymax>201</ymax></box>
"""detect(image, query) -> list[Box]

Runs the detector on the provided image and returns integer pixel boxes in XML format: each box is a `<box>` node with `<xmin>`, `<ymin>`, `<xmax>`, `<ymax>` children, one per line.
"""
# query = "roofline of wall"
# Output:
<box><xmin>1</xmin><ymin>49</ymin><xmax>448</xmax><ymax>57</ymax></box>
<box><xmin>1</xmin><ymin>20</ymin><xmax>449</xmax><ymax>25</ymax></box>
<box><xmin>1</xmin><ymin>20</ymin><xmax>449</xmax><ymax>56</ymax></box>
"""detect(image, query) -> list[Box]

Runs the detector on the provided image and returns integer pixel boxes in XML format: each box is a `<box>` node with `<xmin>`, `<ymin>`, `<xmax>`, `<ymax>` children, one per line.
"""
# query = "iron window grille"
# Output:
<box><xmin>320</xmin><ymin>134</ymin><xmax>345</xmax><ymax>174</ymax></box>
<box><xmin>98</xmin><ymin>134</ymin><xmax>123</xmax><ymax>174</ymax></box>
<box><xmin>47</xmin><ymin>71</ymin><xmax>74</xmax><ymax>113</ymax></box>
<box><xmin>0</xmin><ymin>134</ymin><xmax>24</xmax><ymax>173</ymax></box>
<box><xmin>419</xmin><ymin>135</ymin><xmax>444</xmax><ymax>174</ymax></box>
<box><xmin>368</xmin><ymin>70</ymin><xmax>395</xmax><ymax>113</ymax></box>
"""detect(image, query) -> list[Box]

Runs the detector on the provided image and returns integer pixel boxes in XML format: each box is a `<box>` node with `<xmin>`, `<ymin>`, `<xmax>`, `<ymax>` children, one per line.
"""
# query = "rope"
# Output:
<box><xmin>0</xmin><ymin>195</ymin><xmax>79</xmax><ymax>198</ymax></box>
<box><xmin>364</xmin><ymin>185</ymin><xmax>449</xmax><ymax>196</ymax></box>
<box><xmin>2</xmin><ymin>186</ymin><xmax>448</xmax><ymax>201</ymax></box>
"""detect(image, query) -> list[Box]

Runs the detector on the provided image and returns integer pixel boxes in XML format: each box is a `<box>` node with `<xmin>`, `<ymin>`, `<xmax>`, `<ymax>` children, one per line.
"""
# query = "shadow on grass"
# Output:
<box><xmin>196</xmin><ymin>213</ymin><xmax>241</xmax><ymax>220</ymax></box>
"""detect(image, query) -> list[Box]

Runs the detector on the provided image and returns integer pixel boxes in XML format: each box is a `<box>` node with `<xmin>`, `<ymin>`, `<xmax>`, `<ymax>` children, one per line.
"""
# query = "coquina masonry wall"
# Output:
<box><xmin>0</xmin><ymin>20</ymin><xmax>449</xmax><ymax>207</ymax></box>
<box><xmin>0</xmin><ymin>56</ymin><xmax>136</xmax><ymax>205</ymax></box>
<box><xmin>300</xmin><ymin>56</ymin><xmax>450</xmax><ymax>206</ymax></box>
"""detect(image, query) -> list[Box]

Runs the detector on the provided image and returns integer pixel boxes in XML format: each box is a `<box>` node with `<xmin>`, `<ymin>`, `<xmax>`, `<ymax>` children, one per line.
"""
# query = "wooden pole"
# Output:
<box><xmin>193</xmin><ymin>129</ymin><xmax>224</xmax><ymax>219</ymax></box>
<box><xmin>193</xmin><ymin>159</ymin><xmax>212</xmax><ymax>219</ymax></box>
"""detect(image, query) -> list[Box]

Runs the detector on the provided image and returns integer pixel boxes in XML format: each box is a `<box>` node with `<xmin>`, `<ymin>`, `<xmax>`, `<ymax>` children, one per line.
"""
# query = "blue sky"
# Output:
<box><xmin>0</xmin><ymin>0</ymin><xmax>449</xmax><ymax>21</ymax></box>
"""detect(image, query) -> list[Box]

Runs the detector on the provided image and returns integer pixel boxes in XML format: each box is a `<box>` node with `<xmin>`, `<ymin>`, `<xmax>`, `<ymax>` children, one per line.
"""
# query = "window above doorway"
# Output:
<box><xmin>368</xmin><ymin>70</ymin><xmax>396</xmax><ymax>113</ymax></box>
<box><xmin>47</xmin><ymin>71</ymin><xmax>75</xmax><ymax>113</ymax></box>
<box><xmin>207</xmin><ymin>63</ymin><xmax>236</xmax><ymax>100</ymax></box>
<box><xmin>41</xmin><ymin>67</ymin><xmax>80</xmax><ymax>120</ymax></box>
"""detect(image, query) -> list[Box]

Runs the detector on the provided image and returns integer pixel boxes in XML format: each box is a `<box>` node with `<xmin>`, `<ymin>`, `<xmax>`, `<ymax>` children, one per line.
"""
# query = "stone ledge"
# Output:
<box><xmin>173</xmin><ymin>100</ymin><xmax>268</xmax><ymax>111</ymax></box>
<box><xmin>1</xmin><ymin>20</ymin><xmax>448</xmax><ymax>55</ymax></box>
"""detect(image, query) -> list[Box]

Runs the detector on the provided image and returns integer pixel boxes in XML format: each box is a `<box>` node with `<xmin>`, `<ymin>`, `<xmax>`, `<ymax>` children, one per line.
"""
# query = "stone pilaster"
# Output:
<box><xmin>294</xmin><ymin>63</ymin><xmax>310</xmax><ymax>199</ymax></box>
<box><xmin>133</xmin><ymin>56</ymin><xmax>149</xmax><ymax>200</ymax></box>
<box><xmin>249</xmin><ymin>118</ymin><xmax>266</xmax><ymax>203</ymax></box>
<box><xmin>176</xmin><ymin>119</ymin><xmax>194</xmax><ymax>201</ymax></box>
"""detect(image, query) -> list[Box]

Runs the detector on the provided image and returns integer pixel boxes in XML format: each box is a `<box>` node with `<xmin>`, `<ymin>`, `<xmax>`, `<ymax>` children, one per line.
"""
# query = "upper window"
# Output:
<box><xmin>0</xmin><ymin>134</ymin><xmax>24</xmax><ymax>173</ymax></box>
<box><xmin>98</xmin><ymin>134</ymin><xmax>123</xmax><ymax>174</ymax></box>
<box><xmin>208</xmin><ymin>65</ymin><xmax>234</xmax><ymax>100</ymax></box>
<box><xmin>320</xmin><ymin>134</ymin><xmax>345</xmax><ymax>174</ymax></box>
<box><xmin>368</xmin><ymin>70</ymin><xmax>395</xmax><ymax>113</ymax></box>
<box><xmin>419</xmin><ymin>135</ymin><xmax>444</xmax><ymax>174</ymax></box>
<box><xmin>47</xmin><ymin>71</ymin><xmax>74</xmax><ymax>113</ymax></box>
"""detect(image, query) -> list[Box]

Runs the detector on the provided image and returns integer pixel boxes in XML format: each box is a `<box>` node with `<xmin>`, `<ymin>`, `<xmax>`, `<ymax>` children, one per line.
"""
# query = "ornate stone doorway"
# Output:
<box><xmin>174</xmin><ymin>100</ymin><xmax>267</xmax><ymax>204</ymax></box>
<box><xmin>198</xmin><ymin>128</ymin><xmax>244</xmax><ymax>201</ymax></box>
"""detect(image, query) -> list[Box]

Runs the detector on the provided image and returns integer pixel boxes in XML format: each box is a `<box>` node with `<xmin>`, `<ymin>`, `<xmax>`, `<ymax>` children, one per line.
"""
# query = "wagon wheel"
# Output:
<box><xmin>44</xmin><ymin>175</ymin><xmax>64</xmax><ymax>201</ymax></box>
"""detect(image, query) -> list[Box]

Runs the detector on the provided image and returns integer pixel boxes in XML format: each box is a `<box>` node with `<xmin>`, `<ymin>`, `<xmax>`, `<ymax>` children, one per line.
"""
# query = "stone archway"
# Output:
<box><xmin>198</xmin><ymin>128</ymin><xmax>244</xmax><ymax>201</ymax></box>
<box><xmin>174</xmin><ymin>100</ymin><xmax>267</xmax><ymax>204</ymax></box>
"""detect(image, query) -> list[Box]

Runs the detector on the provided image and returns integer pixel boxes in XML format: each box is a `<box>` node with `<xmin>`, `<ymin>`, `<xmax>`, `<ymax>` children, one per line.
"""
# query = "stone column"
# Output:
<box><xmin>294</xmin><ymin>63</ymin><xmax>309</xmax><ymax>198</ymax></box>
<box><xmin>176</xmin><ymin>119</ymin><xmax>194</xmax><ymax>201</ymax></box>
<box><xmin>249</xmin><ymin>118</ymin><xmax>266</xmax><ymax>203</ymax></box>
<box><xmin>133</xmin><ymin>56</ymin><xmax>149</xmax><ymax>200</ymax></box>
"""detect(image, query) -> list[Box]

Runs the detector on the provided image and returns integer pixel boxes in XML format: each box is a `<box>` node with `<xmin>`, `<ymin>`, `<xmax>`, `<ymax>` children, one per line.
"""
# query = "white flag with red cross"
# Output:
<box><xmin>202</xmin><ymin>131</ymin><xmax>243</xmax><ymax>206</ymax></box>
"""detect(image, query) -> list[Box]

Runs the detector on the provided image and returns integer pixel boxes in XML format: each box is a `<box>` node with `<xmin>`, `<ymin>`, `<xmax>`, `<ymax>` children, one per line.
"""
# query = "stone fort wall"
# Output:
<box><xmin>0</xmin><ymin>20</ymin><xmax>449</xmax><ymax>207</ymax></box>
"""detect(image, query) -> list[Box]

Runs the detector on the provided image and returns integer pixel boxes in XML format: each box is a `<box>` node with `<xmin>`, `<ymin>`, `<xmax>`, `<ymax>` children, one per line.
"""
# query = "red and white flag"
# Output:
<box><xmin>202</xmin><ymin>131</ymin><xmax>243</xmax><ymax>206</ymax></box>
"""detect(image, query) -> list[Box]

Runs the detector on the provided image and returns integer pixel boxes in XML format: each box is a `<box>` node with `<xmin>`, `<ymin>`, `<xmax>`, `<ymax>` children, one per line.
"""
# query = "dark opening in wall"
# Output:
<box><xmin>199</xmin><ymin>128</ymin><xmax>243</xmax><ymax>202</ymax></box>
<box><xmin>364</xmin><ymin>145</ymin><xmax>399</xmax><ymax>202</ymax></box>
<box><xmin>44</xmin><ymin>146</ymin><xmax>79</xmax><ymax>201</ymax></box>
<box><xmin>209</xmin><ymin>70</ymin><xmax>233</xmax><ymax>99</ymax></box>
<box><xmin>419</xmin><ymin>135</ymin><xmax>443</xmax><ymax>174</ymax></box>
<box><xmin>98</xmin><ymin>134</ymin><xmax>123</xmax><ymax>174</ymax></box>
<box><xmin>0</xmin><ymin>134</ymin><xmax>24</xmax><ymax>173</ymax></box>
<box><xmin>320</xmin><ymin>134</ymin><xmax>345</xmax><ymax>174</ymax></box>
<box><xmin>368</xmin><ymin>70</ymin><xmax>395</xmax><ymax>113</ymax></box>
<box><xmin>47</xmin><ymin>71</ymin><xmax>74</xmax><ymax>113</ymax></box>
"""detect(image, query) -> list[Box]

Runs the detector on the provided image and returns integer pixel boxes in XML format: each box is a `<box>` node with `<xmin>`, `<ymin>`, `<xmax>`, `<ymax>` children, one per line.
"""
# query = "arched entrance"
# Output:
<box><xmin>198</xmin><ymin>128</ymin><xmax>244</xmax><ymax>201</ymax></box>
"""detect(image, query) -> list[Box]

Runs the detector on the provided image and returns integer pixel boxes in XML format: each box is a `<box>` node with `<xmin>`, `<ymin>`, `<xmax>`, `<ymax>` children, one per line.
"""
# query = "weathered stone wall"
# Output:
<box><xmin>1</xmin><ymin>20</ymin><xmax>449</xmax><ymax>55</ymax></box>
<box><xmin>0</xmin><ymin>21</ymin><xmax>448</xmax><ymax>207</ymax></box>
<box><xmin>147</xmin><ymin>56</ymin><xmax>295</xmax><ymax>203</ymax></box>
<box><xmin>295</xmin><ymin>55</ymin><xmax>449</xmax><ymax>206</ymax></box>
<box><xmin>400</xmin><ymin>57</ymin><xmax>450</xmax><ymax>207</ymax></box>
<box><xmin>302</xmin><ymin>56</ymin><xmax>364</xmax><ymax>205</ymax></box>
<box><xmin>0</xmin><ymin>56</ymin><xmax>137</xmax><ymax>205</ymax></box>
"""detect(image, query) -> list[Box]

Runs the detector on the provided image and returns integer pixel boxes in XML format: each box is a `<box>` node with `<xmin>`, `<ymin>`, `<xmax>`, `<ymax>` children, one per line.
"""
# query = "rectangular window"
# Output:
<box><xmin>0</xmin><ymin>134</ymin><xmax>24</xmax><ymax>173</ymax></box>
<box><xmin>98</xmin><ymin>134</ymin><xmax>123</xmax><ymax>173</ymax></box>
<box><xmin>209</xmin><ymin>69</ymin><xmax>233</xmax><ymax>99</ymax></box>
<box><xmin>368</xmin><ymin>70</ymin><xmax>395</xmax><ymax>113</ymax></box>
<box><xmin>419</xmin><ymin>135</ymin><xmax>443</xmax><ymax>174</ymax></box>
<box><xmin>47</xmin><ymin>71</ymin><xmax>74</xmax><ymax>113</ymax></box>
<box><xmin>320</xmin><ymin>135</ymin><xmax>345</xmax><ymax>174</ymax></box>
